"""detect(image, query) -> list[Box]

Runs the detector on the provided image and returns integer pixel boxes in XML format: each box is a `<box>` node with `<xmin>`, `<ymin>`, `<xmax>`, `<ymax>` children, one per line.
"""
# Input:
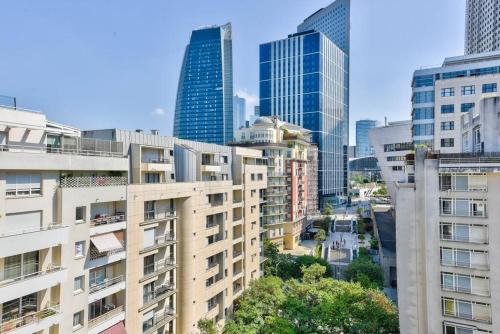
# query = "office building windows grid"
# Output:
<box><xmin>441</xmin><ymin>105</ymin><xmax>455</xmax><ymax>114</ymax></box>
<box><xmin>461</xmin><ymin>85</ymin><xmax>475</xmax><ymax>95</ymax></box>
<box><xmin>482</xmin><ymin>83</ymin><xmax>497</xmax><ymax>93</ymax></box>
<box><xmin>441</xmin><ymin>88</ymin><xmax>455</xmax><ymax>97</ymax></box>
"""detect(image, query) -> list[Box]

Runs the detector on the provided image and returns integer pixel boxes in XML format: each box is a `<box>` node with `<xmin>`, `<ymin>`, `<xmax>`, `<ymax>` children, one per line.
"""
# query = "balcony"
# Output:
<box><xmin>142</xmin><ymin>257</ymin><xmax>176</xmax><ymax>281</ymax></box>
<box><xmin>233</xmin><ymin>250</ymin><xmax>243</xmax><ymax>261</ymax></box>
<box><xmin>141</xmin><ymin>233</ymin><xmax>176</xmax><ymax>253</ymax></box>
<box><xmin>0</xmin><ymin>303</ymin><xmax>61</xmax><ymax>334</ymax></box>
<box><xmin>440</xmin><ymin>234</ymin><xmax>488</xmax><ymax>244</ymax></box>
<box><xmin>233</xmin><ymin>269</ymin><xmax>244</xmax><ymax>280</ymax></box>
<box><xmin>0</xmin><ymin>223</ymin><xmax>68</xmax><ymax>258</ymax></box>
<box><xmin>90</xmin><ymin>214</ymin><xmax>126</xmax><ymax>236</ymax></box>
<box><xmin>141</xmin><ymin>158</ymin><xmax>173</xmax><ymax>173</ymax></box>
<box><xmin>143</xmin><ymin>308</ymin><xmax>176</xmax><ymax>334</ymax></box>
<box><xmin>89</xmin><ymin>276</ymin><xmax>126</xmax><ymax>303</ymax></box>
<box><xmin>441</xmin><ymin>284</ymin><xmax>490</xmax><ymax>297</ymax></box>
<box><xmin>443</xmin><ymin>304</ymin><xmax>491</xmax><ymax>324</ymax></box>
<box><xmin>89</xmin><ymin>239</ymin><xmax>126</xmax><ymax>268</ymax></box>
<box><xmin>141</xmin><ymin>282</ymin><xmax>176</xmax><ymax>310</ymax></box>
<box><xmin>60</xmin><ymin>176</ymin><xmax>127</xmax><ymax>188</ymax></box>
<box><xmin>201</xmin><ymin>161</ymin><xmax>221</xmax><ymax>173</ymax></box>
<box><xmin>142</xmin><ymin>210</ymin><xmax>176</xmax><ymax>225</ymax></box>
<box><xmin>0</xmin><ymin>265</ymin><xmax>67</xmax><ymax>304</ymax></box>
<box><xmin>88</xmin><ymin>305</ymin><xmax>125</xmax><ymax>334</ymax></box>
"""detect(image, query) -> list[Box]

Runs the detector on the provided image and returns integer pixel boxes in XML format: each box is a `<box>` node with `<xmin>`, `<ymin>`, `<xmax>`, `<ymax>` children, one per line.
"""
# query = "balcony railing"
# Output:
<box><xmin>440</xmin><ymin>234</ymin><xmax>488</xmax><ymax>244</ymax></box>
<box><xmin>0</xmin><ymin>303</ymin><xmax>60</xmax><ymax>333</ymax></box>
<box><xmin>0</xmin><ymin>140</ymin><xmax>124</xmax><ymax>158</ymax></box>
<box><xmin>89</xmin><ymin>275</ymin><xmax>124</xmax><ymax>294</ymax></box>
<box><xmin>142</xmin><ymin>233</ymin><xmax>176</xmax><ymax>252</ymax></box>
<box><xmin>233</xmin><ymin>250</ymin><xmax>242</xmax><ymax>258</ymax></box>
<box><xmin>441</xmin><ymin>284</ymin><xmax>490</xmax><ymax>297</ymax></box>
<box><xmin>88</xmin><ymin>305</ymin><xmax>124</xmax><ymax>329</ymax></box>
<box><xmin>143</xmin><ymin>283</ymin><xmax>176</xmax><ymax>307</ymax></box>
<box><xmin>0</xmin><ymin>264</ymin><xmax>64</xmax><ymax>288</ymax></box>
<box><xmin>142</xmin><ymin>158</ymin><xmax>171</xmax><ymax>164</ymax></box>
<box><xmin>143</xmin><ymin>210</ymin><xmax>176</xmax><ymax>223</ymax></box>
<box><xmin>60</xmin><ymin>176</ymin><xmax>127</xmax><ymax>188</ymax></box>
<box><xmin>0</xmin><ymin>222</ymin><xmax>64</xmax><ymax>238</ymax></box>
<box><xmin>90</xmin><ymin>214</ymin><xmax>126</xmax><ymax>227</ymax></box>
<box><xmin>441</xmin><ymin>259</ymin><xmax>489</xmax><ymax>270</ymax></box>
<box><xmin>143</xmin><ymin>308</ymin><xmax>176</xmax><ymax>334</ymax></box>
<box><xmin>443</xmin><ymin>308</ymin><xmax>491</xmax><ymax>323</ymax></box>
<box><xmin>143</xmin><ymin>258</ymin><xmax>176</xmax><ymax>278</ymax></box>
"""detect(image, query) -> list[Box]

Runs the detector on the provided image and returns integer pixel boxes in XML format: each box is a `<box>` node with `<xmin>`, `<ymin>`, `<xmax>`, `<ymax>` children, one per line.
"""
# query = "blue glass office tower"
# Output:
<box><xmin>356</xmin><ymin>119</ymin><xmax>378</xmax><ymax>158</ymax></box>
<box><xmin>174</xmin><ymin>23</ymin><xmax>233</xmax><ymax>145</ymax></box>
<box><xmin>259</xmin><ymin>31</ymin><xmax>349</xmax><ymax>204</ymax></box>
<box><xmin>297</xmin><ymin>0</ymin><xmax>350</xmax><ymax>54</ymax></box>
<box><xmin>233</xmin><ymin>94</ymin><xmax>246</xmax><ymax>131</ymax></box>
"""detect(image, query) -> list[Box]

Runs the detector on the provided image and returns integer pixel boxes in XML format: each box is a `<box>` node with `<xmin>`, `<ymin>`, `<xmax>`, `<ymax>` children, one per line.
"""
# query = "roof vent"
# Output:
<box><xmin>151</xmin><ymin>129</ymin><xmax>159</xmax><ymax>135</ymax></box>
<box><xmin>135</xmin><ymin>129</ymin><xmax>143</xmax><ymax>133</ymax></box>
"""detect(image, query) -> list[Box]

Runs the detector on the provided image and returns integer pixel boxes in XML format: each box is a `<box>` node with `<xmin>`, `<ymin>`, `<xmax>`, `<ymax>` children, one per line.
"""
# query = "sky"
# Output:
<box><xmin>0</xmin><ymin>0</ymin><xmax>466</xmax><ymax>144</ymax></box>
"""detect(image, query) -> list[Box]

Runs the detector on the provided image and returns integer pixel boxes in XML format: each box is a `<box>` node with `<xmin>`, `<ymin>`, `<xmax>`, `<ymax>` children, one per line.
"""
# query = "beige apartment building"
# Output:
<box><xmin>0</xmin><ymin>106</ymin><xmax>267</xmax><ymax>334</ymax></box>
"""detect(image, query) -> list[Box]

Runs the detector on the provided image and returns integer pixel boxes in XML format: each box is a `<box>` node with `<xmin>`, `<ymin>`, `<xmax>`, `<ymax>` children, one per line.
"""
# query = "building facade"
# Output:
<box><xmin>0</xmin><ymin>104</ymin><xmax>266</xmax><ymax>334</ymax></box>
<box><xmin>259</xmin><ymin>30</ymin><xmax>349</xmax><ymax>205</ymax></box>
<box><xmin>173</xmin><ymin>23</ymin><xmax>234</xmax><ymax>145</ymax></box>
<box><xmin>412</xmin><ymin>51</ymin><xmax>500</xmax><ymax>148</ymax></box>
<box><xmin>233</xmin><ymin>95</ymin><xmax>246</xmax><ymax>133</ymax></box>
<box><xmin>234</xmin><ymin>117</ymin><xmax>309</xmax><ymax>251</ymax></box>
<box><xmin>356</xmin><ymin>119</ymin><xmax>378</xmax><ymax>158</ymax></box>
<box><xmin>297</xmin><ymin>0</ymin><xmax>350</xmax><ymax>54</ymax></box>
<box><xmin>465</xmin><ymin>0</ymin><xmax>500</xmax><ymax>55</ymax></box>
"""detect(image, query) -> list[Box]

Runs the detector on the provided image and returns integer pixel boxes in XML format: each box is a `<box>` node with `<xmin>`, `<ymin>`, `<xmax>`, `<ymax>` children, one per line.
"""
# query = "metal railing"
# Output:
<box><xmin>440</xmin><ymin>153</ymin><xmax>500</xmax><ymax>165</ymax></box>
<box><xmin>0</xmin><ymin>264</ymin><xmax>63</xmax><ymax>288</ymax></box>
<box><xmin>89</xmin><ymin>275</ymin><xmax>124</xmax><ymax>294</ymax></box>
<box><xmin>142</xmin><ymin>158</ymin><xmax>171</xmax><ymax>164</ymax></box>
<box><xmin>143</xmin><ymin>282</ymin><xmax>176</xmax><ymax>306</ymax></box>
<box><xmin>0</xmin><ymin>140</ymin><xmax>124</xmax><ymax>158</ymax></box>
<box><xmin>441</xmin><ymin>284</ymin><xmax>490</xmax><ymax>297</ymax></box>
<box><xmin>60</xmin><ymin>176</ymin><xmax>127</xmax><ymax>188</ymax></box>
<box><xmin>143</xmin><ymin>308</ymin><xmax>176</xmax><ymax>334</ymax></box>
<box><xmin>142</xmin><ymin>233</ymin><xmax>176</xmax><ymax>252</ymax></box>
<box><xmin>0</xmin><ymin>222</ymin><xmax>64</xmax><ymax>238</ymax></box>
<box><xmin>233</xmin><ymin>250</ymin><xmax>242</xmax><ymax>258</ymax></box>
<box><xmin>144</xmin><ymin>210</ymin><xmax>176</xmax><ymax>222</ymax></box>
<box><xmin>440</xmin><ymin>234</ymin><xmax>488</xmax><ymax>244</ymax></box>
<box><xmin>441</xmin><ymin>259</ymin><xmax>489</xmax><ymax>270</ymax></box>
<box><xmin>88</xmin><ymin>305</ymin><xmax>124</xmax><ymax>328</ymax></box>
<box><xmin>90</xmin><ymin>214</ymin><xmax>126</xmax><ymax>227</ymax></box>
<box><xmin>0</xmin><ymin>303</ymin><xmax>60</xmax><ymax>333</ymax></box>
<box><xmin>143</xmin><ymin>258</ymin><xmax>176</xmax><ymax>277</ymax></box>
<box><xmin>443</xmin><ymin>308</ymin><xmax>491</xmax><ymax>323</ymax></box>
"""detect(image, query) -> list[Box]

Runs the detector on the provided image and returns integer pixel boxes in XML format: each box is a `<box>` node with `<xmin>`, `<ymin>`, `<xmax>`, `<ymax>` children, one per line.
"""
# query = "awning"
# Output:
<box><xmin>99</xmin><ymin>321</ymin><xmax>126</xmax><ymax>334</ymax></box>
<box><xmin>91</xmin><ymin>233</ymin><xmax>122</xmax><ymax>252</ymax></box>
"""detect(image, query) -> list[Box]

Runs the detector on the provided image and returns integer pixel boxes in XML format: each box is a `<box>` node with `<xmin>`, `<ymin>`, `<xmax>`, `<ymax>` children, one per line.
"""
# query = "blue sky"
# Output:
<box><xmin>0</xmin><ymin>0</ymin><xmax>465</xmax><ymax>144</ymax></box>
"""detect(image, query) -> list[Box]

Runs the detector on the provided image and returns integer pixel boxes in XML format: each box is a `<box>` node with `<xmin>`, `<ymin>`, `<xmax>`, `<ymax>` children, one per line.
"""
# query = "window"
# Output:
<box><xmin>440</xmin><ymin>199</ymin><xmax>452</xmax><ymax>215</ymax></box>
<box><xmin>143</xmin><ymin>282</ymin><xmax>155</xmax><ymax>303</ymax></box>
<box><xmin>73</xmin><ymin>311</ymin><xmax>83</xmax><ymax>328</ymax></box>
<box><xmin>145</xmin><ymin>173</ymin><xmax>160</xmax><ymax>184</ymax></box>
<box><xmin>413</xmin><ymin>124</ymin><xmax>434</xmax><ymax>136</ymax></box>
<box><xmin>387</xmin><ymin>156</ymin><xmax>405</xmax><ymax>161</ymax></box>
<box><xmin>441</xmin><ymin>104</ymin><xmax>454</xmax><ymax>114</ymax></box>
<box><xmin>413</xmin><ymin>75</ymin><xmax>434</xmax><ymax>87</ymax></box>
<box><xmin>75</xmin><ymin>206</ymin><xmax>85</xmax><ymax>223</ymax></box>
<box><xmin>75</xmin><ymin>241</ymin><xmax>85</xmax><ymax>258</ymax></box>
<box><xmin>257</xmin><ymin>173</ymin><xmax>263</xmax><ymax>181</ymax></box>
<box><xmin>461</xmin><ymin>103</ymin><xmax>475</xmax><ymax>113</ymax></box>
<box><xmin>143</xmin><ymin>228</ymin><xmax>156</xmax><ymax>249</ymax></box>
<box><xmin>392</xmin><ymin>166</ymin><xmax>403</xmax><ymax>171</ymax></box>
<box><xmin>441</xmin><ymin>121</ymin><xmax>454</xmax><ymax>130</ymax></box>
<box><xmin>443</xmin><ymin>324</ymin><xmax>473</xmax><ymax>334</ymax></box>
<box><xmin>413</xmin><ymin>107</ymin><xmax>434</xmax><ymax>120</ymax></box>
<box><xmin>441</xmin><ymin>138</ymin><xmax>454</xmax><ymax>147</ymax></box>
<box><xmin>142</xmin><ymin>310</ymin><xmax>154</xmax><ymax>332</ymax></box>
<box><xmin>144</xmin><ymin>201</ymin><xmax>155</xmax><ymax>220</ymax></box>
<box><xmin>441</xmin><ymin>88</ymin><xmax>454</xmax><ymax>97</ymax></box>
<box><xmin>74</xmin><ymin>276</ymin><xmax>84</xmax><ymax>293</ymax></box>
<box><xmin>251</xmin><ymin>174</ymin><xmax>255</xmax><ymax>181</ymax></box>
<box><xmin>6</xmin><ymin>174</ymin><xmax>41</xmax><ymax>197</ymax></box>
<box><xmin>482</xmin><ymin>83</ymin><xmax>497</xmax><ymax>93</ymax></box>
<box><xmin>461</xmin><ymin>85</ymin><xmax>475</xmax><ymax>95</ymax></box>
<box><xmin>143</xmin><ymin>254</ymin><xmax>155</xmax><ymax>275</ymax></box>
<box><xmin>413</xmin><ymin>91</ymin><xmax>434</xmax><ymax>103</ymax></box>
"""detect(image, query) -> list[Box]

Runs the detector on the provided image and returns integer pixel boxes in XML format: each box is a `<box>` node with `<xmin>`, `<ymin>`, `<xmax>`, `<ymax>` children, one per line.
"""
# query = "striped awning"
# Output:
<box><xmin>91</xmin><ymin>233</ymin><xmax>122</xmax><ymax>252</ymax></box>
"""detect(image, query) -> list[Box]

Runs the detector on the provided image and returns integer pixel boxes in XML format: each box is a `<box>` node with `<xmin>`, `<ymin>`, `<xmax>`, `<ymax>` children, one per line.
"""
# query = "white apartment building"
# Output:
<box><xmin>0</xmin><ymin>105</ymin><xmax>267</xmax><ymax>334</ymax></box>
<box><xmin>395</xmin><ymin>97</ymin><xmax>500</xmax><ymax>334</ymax></box>
<box><xmin>368</xmin><ymin>120</ymin><xmax>413</xmax><ymax>203</ymax></box>
<box><xmin>465</xmin><ymin>0</ymin><xmax>500</xmax><ymax>55</ymax></box>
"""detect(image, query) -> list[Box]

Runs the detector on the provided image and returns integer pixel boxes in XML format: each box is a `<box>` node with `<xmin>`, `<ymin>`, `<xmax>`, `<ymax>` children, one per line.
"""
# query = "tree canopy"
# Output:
<box><xmin>223</xmin><ymin>273</ymin><xmax>399</xmax><ymax>334</ymax></box>
<box><xmin>345</xmin><ymin>256</ymin><xmax>384</xmax><ymax>289</ymax></box>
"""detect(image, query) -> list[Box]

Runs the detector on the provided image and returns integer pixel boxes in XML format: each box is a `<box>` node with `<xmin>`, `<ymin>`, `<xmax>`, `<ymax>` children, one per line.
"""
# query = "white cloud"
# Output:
<box><xmin>235</xmin><ymin>89</ymin><xmax>258</xmax><ymax>118</ymax></box>
<box><xmin>151</xmin><ymin>108</ymin><xmax>166</xmax><ymax>117</ymax></box>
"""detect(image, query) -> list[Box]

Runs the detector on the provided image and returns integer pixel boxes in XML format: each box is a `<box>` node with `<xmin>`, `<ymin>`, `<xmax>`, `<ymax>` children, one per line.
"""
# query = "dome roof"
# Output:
<box><xmin>252</xmin><ymin>116</ymin><xmax>274</xmax><ymax>126</ymax></box>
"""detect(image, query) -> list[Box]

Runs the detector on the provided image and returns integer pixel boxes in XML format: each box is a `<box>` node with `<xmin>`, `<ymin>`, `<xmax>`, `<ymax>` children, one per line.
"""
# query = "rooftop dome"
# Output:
<box><xmin>252</xmin><ymin>116</ymin><xmax>274</xmax><ymax>126</ymax></box>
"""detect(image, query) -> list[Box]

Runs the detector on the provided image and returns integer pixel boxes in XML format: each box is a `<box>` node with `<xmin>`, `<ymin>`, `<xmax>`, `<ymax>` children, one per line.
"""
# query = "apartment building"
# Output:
<box><xmin>0</xmin><ymin>106</ymin><xmax>129</xmax><ymax>334</ymax></box>
<box><xmin>395</xmin><ymin>97</ymin><xmax>500</xmax><ymax>334</ymax></box>
<box><xmin>0</xmin><ymin>105</ymin><xmax>267</xmax><ymax>334</ymax></box>
<box><xmin>83</xmin><ymin>129</ymin><xmax>267</xmax><ymax>333</ymax></box>
<box><xmin>233</xmin><ymin>116</ymin><xmax>309</xmax><ymax>251</ymax></box>
<box><xmin>412</xmin><ymin>51</ymin><xmax>500</xmax><ymax>148</ymax></box>
<box><xmin>368</xmin><ymin>120</ymin><xmax>413</xmax><ymax>202</ymax></box>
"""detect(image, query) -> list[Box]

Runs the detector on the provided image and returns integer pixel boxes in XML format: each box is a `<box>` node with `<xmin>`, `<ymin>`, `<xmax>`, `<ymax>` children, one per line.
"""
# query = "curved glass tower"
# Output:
<box><xmin>174</xmin><ymin>23</ymin><xmax>233</xmax><ymax>145</ymax></box>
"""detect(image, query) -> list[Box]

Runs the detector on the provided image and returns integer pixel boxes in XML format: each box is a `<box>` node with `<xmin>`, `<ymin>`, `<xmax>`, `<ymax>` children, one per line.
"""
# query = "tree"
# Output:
<box><xmin>302</xmin><ymin>263</ymin><xmax>326</xmax><ymax>283</ymax></box>
<box><xmin>224</xmin><ymin>268</ymin><xmax>399</xmax><ymax>333</ymax></box>
<box><xmin>265</xmin><ymin>253</ymin><xmax>333</xmax><ymax>280</ymax></box>
<box><xmin>370</xmin><ymin>238</ymin><xmax>379</xmax><ymax>250</ymax></box>
<box><xmin>198</xmin><ymin>318</ymin><xmax>217</xmax><ymax>334</ymax></box>
<box><xmin>345</xmin><ymin>257</ymin><xmax>384</xmax><ymax>288</ymax></box>
<box><xmin>314</xmin><ymin>229</ymin><xmax>326</xmax><ymax>243</ymax></box>
<box><xmin>322</xmin><ymin>202</ymin><xmax>333</xmax><ymax>216</ymax></box>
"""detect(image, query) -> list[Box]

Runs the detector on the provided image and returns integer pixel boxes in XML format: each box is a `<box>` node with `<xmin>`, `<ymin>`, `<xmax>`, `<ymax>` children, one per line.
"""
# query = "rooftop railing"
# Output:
<box><xmin>0</xmin><ymin>140</ymin><xmax>124</xmax><ymax>158</ymax></box>
<box><xmin>60</xmin><ymin>176</ymin><xmax>127</xmax><ymax>188</ymax></box>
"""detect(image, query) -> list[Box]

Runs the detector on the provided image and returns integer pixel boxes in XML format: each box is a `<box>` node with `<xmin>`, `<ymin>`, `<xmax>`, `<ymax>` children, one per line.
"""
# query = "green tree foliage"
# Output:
<box><xmin>197</xmin><ymin>318</ymin><xmax>217</xmax><ymax>334</ymax></box>
<box><xmin>345</xmin><ymin>257</ymin><xmax>384</xmax><ymax>289</ymax></box>
<box><xmin>322</xmin><ymin>202</ymin><xmax>333</xmax><ymax>216</ymax></box>
<box><xmin>314</xmin><ymin>229</ymin><xmax>326</xmax><ymax>243</ymax></box>
<box><xmin>370</xmin><ymin>238</ymin><xmax>379</xmax><ymax>250</ymax></box>
<box><xmin>301</xmin><ymin>263</ymin><xmax>326</xmax><ymax>284</ymax></box>
<box><xmin>224</xmin><ymin>274</ymin><xmax>399</xmax><ymax>334</ymax></box>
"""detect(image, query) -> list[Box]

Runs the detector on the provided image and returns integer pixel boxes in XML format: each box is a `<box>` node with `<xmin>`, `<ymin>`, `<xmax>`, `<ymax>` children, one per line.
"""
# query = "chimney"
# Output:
<box><xmin>151</xmin><ymin>129</ymin><xmax>159</xmax><ymax>135</ymax></box>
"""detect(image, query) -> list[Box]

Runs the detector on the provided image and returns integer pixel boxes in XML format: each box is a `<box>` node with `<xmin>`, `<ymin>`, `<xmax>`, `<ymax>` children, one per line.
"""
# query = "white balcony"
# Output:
<box><xmin>90</xmin><ymin>214</ymin><xmax>126</xmax><ymax>236</ymax></box>
<box><xmin>143</xmin><ymin>308</ymin><xmax>176</xmax><ymax>334</ymax></box>
<box><xmin>201</xmin><ymin>164</ymin><xmax>221</xmax><ymax>173</ymax></box>
<box><xmin>88</xmin><ymin>305</ymin><xmax>125</xmax><ymax>334</ymax></box>
<box><xmin>88</xmin><ymin>275</ymin><xmax>126</xmax><ymax>303</ymax></box>
<box><xmin>0</xmin><ymin>303</ymin><xmax>61</xmax><ymax>334</ymax></box>
<box><xmin>141</xmin><ymin>161</ymin><xmax>173</xmax><ymax>173</ymax></box>
<box><xmin>0</xmin><ymin>224</ymin><xmax>68</xmax><ymax>257</ymax></box>
<box><xmin>0</xmin><ymin>265</ymin><xmax>67</xmax><ymax>304</ymax></box>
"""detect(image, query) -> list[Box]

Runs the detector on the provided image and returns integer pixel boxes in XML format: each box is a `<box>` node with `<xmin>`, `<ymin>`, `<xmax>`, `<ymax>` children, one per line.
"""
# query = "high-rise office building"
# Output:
<box><xmin>411</xmin><ymin>51</ymin><xmax>500</xmax><ymax>148</ymax></box>
<box><xmin>174</xmin><ymin>23</ymin><xmax>234</xmax><ymax>145</ymax></box>
<box><xmin>355</xmin><ymin>119</ymin><xmax>378</xmax><ymax>158</ymax></box>
<box><xmin>0</xmin><ymin>103</ymin><xmax>266</xmax><ymax>334</ymax></box>
<box><xmin>259</xmin><ymin>30</ymin><xmax>349</xmax><ymax>204</ymax></box>
<box><xmin>297</xmin><ymin>0</ymin><xmax>350</xmax><ymax>54</ymax></box>
<box><xmin>465</xmin><ymin>0</ymin><xmax>500</xmax><ymax>55</ymax></box>
<box><xmin>233</xmin><ymin>94</ymin><xmax>246</xmax><ymax>132</ymax></box>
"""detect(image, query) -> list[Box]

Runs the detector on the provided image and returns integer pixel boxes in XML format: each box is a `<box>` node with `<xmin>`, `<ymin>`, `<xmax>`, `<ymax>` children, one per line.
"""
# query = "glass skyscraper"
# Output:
<box><xmin>233</xmin><ymin>94</ymin><xmax>246</xmax><ymax>132</ymax></box>
<box><xmin>259</xmin><ymin>31</ymin><xmax>349</xmax><ymax>204</ymax></box>
<box><xmin>356</xmin><ymin>119</ymin><xmax>378</xmax><ymax>158</ymax></box>
<box><xmin>174</xmin><ymin>23</ymin><xmax>233</xmax><ymax>145</ymax></box>
<box><xmin>297</xmin><ymin>0</ymin><xmax>350</xmax><ymax>54</ymax></box>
